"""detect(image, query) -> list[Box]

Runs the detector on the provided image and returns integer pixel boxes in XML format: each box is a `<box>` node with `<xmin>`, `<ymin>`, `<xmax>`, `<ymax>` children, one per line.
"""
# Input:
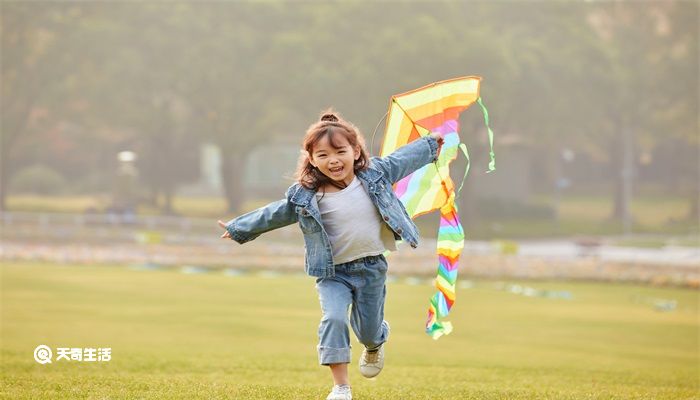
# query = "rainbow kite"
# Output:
<box><xmin>379</xmin><ymin>76</ymin><xmax>495</xmax><ymax>339</ymax></box>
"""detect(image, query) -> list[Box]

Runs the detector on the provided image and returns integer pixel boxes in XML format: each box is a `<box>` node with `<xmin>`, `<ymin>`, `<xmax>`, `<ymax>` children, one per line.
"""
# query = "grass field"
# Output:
<box><xmin>1</xmin><ymin>262</ymin><xmax>698</xmax><ymax>399</ymax></box>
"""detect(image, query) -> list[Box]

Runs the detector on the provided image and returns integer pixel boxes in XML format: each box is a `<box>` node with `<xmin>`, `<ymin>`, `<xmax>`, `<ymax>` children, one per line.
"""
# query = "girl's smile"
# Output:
<box><xmin>310</xmin><ymin>134</ymin><xmax>360</xmax><ymax>188</ymax></box>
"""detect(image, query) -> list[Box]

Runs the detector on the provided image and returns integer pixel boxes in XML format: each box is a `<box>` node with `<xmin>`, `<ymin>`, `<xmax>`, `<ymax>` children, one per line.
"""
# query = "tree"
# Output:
<box><xmin>1</xmin><ymin>3</ymin><xmax>76</xmax><ymax>209</ymax></box>
<box><xmin>586</xmin><ymin>1</ymin><xmax>698</xmax><ymax>229</ymax></box>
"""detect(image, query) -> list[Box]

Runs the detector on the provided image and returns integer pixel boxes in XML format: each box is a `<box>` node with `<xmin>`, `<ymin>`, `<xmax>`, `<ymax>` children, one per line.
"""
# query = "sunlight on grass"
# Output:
<box><xmin>1</xmin><ymin>262</ymin><xmax>698</xmax><ymax>399</ymax></box>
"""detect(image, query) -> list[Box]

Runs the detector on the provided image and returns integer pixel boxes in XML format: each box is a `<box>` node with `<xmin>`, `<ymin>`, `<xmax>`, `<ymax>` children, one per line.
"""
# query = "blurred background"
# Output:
<box><xmin>1</xmin><ymin>1</ymin><xmax>698</xmax><ymax>284</ymax></box>
<box><xmin>1</xmin><ymin>2</ymin><xmax>698</xmax><ymax>398</ymax></box>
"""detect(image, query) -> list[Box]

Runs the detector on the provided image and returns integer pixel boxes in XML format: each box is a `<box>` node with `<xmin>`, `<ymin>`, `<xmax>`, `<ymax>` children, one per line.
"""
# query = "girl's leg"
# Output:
<box><xmin>350</xmin><ymin>255</ymin><xmax>390</xmax><ymax>349</ymax></box>
<box><xmin>329</xmin><ymin>363</ymin><xmax>349</xmax><ymax>385</ymax></box>
<box><xmin>316</xmin><ymin>276</ymin><xmax>353</xmax><ymax>374</ymax></box>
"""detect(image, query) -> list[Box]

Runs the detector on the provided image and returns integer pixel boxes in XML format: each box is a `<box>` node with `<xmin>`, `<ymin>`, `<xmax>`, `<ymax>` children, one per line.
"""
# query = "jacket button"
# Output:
<box><xmin>397</xmin><ymin>228</ymin><xmax>403</xmax><ymax>235</ymax></box>
<box><xmin>301</xmin><ymin>208</ymin><xmax>309</xmax><ymax>216</ymax></box>
<box><xmin>383</xmin><ymin>215</ymin><xmax>389</xmax><ymax>222</ymax></box>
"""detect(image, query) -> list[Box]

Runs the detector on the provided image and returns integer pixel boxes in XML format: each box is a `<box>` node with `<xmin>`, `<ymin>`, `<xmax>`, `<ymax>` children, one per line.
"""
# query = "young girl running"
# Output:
<box><xmin>218</xmin><ymin>110</ymin><xmax>443</xmax><ymax>400</ymax></box>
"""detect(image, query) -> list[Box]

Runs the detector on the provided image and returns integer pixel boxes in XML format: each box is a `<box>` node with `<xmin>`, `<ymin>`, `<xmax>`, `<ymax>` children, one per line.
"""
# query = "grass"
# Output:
<box><xmin>467</xmin><ymin>194</ymin><xmax>697</xmax><ymax>239</ymax></box>
<box><xmin>1</xmin><ymin>261</ymin><xmax>698</xmax><ymax>399</ymax></box>
<box><xmin>551</xmin><ymin>194</ymin><xmax>693</xmax><ymax>227</ymax></box>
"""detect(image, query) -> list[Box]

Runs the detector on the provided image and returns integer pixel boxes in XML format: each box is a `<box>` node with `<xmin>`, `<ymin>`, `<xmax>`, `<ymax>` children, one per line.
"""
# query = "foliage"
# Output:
<box><xmin>1</xmin><ymin>2</ymin><xmax>696</xmax><ymax>216</ymax></box>
<box><xmin>9</xmin><ymin>164</ymin><xmax>66</xmax><ymax>195</ymax></box>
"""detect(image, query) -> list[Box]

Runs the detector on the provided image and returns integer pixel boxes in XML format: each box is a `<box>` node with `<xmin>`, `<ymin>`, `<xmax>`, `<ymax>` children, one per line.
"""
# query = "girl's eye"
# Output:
<box><xmin>338</xmin><ymin>150</ymin><xmax>346</xmax><ymax>154</ymax></box>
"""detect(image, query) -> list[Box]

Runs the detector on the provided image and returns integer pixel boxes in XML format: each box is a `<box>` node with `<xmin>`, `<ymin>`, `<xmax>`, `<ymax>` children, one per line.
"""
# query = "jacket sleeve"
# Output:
<box><xmin>371</xmin><ymin>136</ymin><xmax>439</xmax><ymax>184</ymax></box>
<box><xmin>224</xmin><ymin>190</ymin><xmax>298</xmax><ymax>244</ymax></box>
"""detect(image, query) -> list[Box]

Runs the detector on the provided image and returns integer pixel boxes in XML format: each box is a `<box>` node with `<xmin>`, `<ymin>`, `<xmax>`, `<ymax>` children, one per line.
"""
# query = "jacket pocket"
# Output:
<box><xmin>373</xmin><ymin>183</ymin><xmax>394</xmax><ymax>207</ymax></box>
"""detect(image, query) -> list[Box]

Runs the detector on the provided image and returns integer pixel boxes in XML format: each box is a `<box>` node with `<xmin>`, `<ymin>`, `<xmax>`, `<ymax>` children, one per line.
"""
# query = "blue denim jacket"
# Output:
<box><xmin>225</xmin><ymin>136</ymin><xmax>439</xmax><ymax>278</ymax></box>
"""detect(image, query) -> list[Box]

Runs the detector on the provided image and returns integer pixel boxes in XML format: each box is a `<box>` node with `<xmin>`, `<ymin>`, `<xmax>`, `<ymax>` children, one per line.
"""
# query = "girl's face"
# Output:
<box><xmin>309</xmin><ymin>133</ymin><xmax>360</xmax><ymax>186</ymax></box>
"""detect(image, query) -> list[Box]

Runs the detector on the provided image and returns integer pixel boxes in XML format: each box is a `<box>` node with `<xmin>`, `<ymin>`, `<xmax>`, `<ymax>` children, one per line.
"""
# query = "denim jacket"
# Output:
<box><xmin>225</xmin><ymin>136</ymin><xmax>439</xmax><ymax>278</ymax></box>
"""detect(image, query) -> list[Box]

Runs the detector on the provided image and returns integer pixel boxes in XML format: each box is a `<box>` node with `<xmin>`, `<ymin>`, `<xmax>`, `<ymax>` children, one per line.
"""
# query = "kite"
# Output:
<box><xmin>378</xmin><ymin>76</ymin><xmax>495</xmax><ymax>339</ymax></box>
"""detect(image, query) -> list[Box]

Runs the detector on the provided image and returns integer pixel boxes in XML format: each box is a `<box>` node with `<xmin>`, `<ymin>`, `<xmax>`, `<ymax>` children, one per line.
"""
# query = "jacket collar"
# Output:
<box><xmin>288</xmin><ymin>163</ymin><xmax>384</xmax><ymax>206</ymax></box>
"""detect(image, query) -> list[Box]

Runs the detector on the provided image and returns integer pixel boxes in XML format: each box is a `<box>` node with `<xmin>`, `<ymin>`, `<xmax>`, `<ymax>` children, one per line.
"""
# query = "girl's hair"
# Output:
<box><xmin>294</xmin><ymin>109</ymin><xmax>370</xmax><ymax>192</ymax></box>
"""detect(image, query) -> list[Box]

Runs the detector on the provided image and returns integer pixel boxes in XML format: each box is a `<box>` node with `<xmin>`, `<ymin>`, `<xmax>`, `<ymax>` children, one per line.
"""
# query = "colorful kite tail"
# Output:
<box><xmin>425</xmin><ymin>199</ymin><xmax>464</xmax><ymax>339</ymax></box>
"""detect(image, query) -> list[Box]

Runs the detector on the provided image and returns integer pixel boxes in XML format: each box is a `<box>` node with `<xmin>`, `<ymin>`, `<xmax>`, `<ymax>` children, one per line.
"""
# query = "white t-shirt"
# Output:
<box><xmin>315</xmin><ymin>176</ymin><xmax>397</xmax><ymax>265</ymax></box>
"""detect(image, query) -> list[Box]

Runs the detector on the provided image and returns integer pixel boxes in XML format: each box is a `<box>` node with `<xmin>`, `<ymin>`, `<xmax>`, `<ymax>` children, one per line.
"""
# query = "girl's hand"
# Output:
<box><xmin>429</xmin><ymin>132</ymin><xmax>444</xmax><ymax>158</ymax></box>
<box><xmin>218</xmin><ymin>220</ymin><xmax>231</xmax><ymax>239</ymax></box>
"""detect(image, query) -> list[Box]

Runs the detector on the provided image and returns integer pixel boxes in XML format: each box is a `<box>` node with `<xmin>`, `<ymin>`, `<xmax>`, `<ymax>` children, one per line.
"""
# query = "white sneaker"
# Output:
<box><xmin>359</xmin><ymin>344</ymin><xmax>384</xmax><ymax>378</ymax></box>
<box><xmin>326</xmin><ymin>384</ymin><xmax>352</xmax><ymax>400</ymax></box>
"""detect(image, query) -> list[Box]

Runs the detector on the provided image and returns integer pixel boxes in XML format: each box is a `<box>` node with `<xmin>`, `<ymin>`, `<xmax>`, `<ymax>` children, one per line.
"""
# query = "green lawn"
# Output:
<box><xmin>1</xmin><ymin>262</ymin><xmax>698</xmax><ymax>399</ymax></box>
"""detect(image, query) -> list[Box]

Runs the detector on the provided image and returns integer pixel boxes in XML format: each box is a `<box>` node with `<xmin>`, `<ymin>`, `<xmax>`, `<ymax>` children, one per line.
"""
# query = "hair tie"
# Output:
<box><xmin>320</xmin><ymin>114</ymin><xmax>338</xmax><ymax>122</ymax></box>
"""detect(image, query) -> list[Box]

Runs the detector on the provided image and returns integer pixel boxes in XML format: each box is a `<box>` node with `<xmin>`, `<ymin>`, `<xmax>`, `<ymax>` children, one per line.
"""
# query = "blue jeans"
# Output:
<box><xmin>315</xmin><ymin>254</ymin><xmax>390</xmax><ymax>365</ymax></box>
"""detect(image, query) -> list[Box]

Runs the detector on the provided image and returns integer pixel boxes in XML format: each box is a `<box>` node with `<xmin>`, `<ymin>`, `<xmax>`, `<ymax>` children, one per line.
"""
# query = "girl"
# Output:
<box><xmin>218</xmin><ymin>110</ymin><xmax>443</xmax><ymax>400</ymax></box>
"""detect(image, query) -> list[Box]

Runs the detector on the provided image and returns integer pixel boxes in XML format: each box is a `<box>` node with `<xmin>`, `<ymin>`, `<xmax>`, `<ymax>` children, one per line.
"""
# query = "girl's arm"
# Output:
<box><xmin>372</xmin><ymin>134</ymin><xmax>443</xmax><ymax>184</ymax></box>
<box><xmin>218</xmin><ymin>197</ymin><xmax>298</xmax><ymax>244</ymax></box>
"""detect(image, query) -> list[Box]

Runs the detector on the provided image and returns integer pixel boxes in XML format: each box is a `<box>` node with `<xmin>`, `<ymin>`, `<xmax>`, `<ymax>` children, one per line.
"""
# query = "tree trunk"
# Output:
<box><xmin>688</xmin><ymin>192</ymin><xmax>699</xmax><ymax>221</ymax></box>
<box><xmin>610</xmin><ymin>120</ymin><xmax>634</xmax><ymax>234</ymax></box>
<box><xmin>0</xmin><ymin>161</ymin><xmax>8</xmax><ymax>211</ymax></box>
<box><xmin>0</xmin><ymin>130</ymin><xmax>11</xmax><ymax>211</ymax></box>
<box><xmin>221</xmin><ymin>153</ymin><xmax>246</xmax><ymax>213</ymax></box>
<box><xmin>147</xmin><ymin>188</ymin><xmax>159</xmax><ymax>208</ymax></box>
<box><xmin>162</xmin><ymin>187</ymin><xmax>174</xmax><ymax>215</ymax></box>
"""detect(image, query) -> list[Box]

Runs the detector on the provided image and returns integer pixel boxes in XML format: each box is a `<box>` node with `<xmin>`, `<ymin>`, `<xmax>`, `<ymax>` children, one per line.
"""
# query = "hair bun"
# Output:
<box><xmin>320</xmin><ymin>113</ymin><xmax>339</xmax><ymax>122</ymax></box>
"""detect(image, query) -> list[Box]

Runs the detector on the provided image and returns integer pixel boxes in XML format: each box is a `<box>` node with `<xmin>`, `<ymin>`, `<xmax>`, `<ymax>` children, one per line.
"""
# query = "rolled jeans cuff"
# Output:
<box><xmin>318</xmin><ymin>345</ymin><xmax>351</xmax><ymax>365</ymax></box>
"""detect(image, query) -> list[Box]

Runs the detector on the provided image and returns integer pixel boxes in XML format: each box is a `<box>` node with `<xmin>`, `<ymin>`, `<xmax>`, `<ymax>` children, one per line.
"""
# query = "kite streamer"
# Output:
<box><xmin>379</xmin><ymin>76</ymin><xmax>495</xmax><ymax>339</ymax></box>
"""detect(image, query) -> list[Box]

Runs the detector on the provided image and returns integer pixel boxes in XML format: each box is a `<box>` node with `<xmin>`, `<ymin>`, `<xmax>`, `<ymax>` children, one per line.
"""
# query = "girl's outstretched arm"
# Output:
<box><xmin>372</xmin><ymin>133</ymin><xmax>443</xmax><ymax>184</ymax></box>
<box><xmin>217</xmin><ymin>197</ymin><xmax>298</xmax><ymax>244</ymax></box>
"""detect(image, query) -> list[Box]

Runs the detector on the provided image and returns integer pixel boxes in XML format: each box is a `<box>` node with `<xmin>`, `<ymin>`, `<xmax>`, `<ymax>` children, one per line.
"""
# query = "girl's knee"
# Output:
<box><xmin>321</xmin><ymin>312</ymin><xmax>348</xmax><ymax>327</ymax></box>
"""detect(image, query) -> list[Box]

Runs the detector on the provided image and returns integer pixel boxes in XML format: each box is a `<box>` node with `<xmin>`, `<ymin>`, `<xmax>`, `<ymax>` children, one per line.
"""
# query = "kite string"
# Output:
<box><xmin>370</xmin><ymin>111</ymin><xmax>388</xmax><ymax>156</ymax></box>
